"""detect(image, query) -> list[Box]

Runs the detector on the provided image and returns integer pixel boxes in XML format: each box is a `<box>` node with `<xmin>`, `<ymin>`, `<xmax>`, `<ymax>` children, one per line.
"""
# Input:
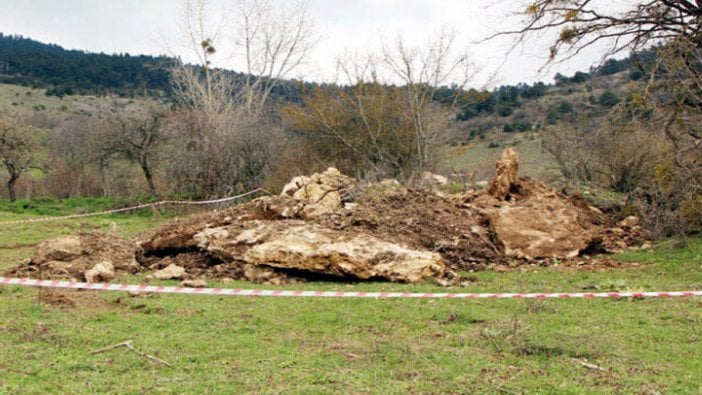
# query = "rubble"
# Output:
<box><xmin>6</xmin><ymin>231</ymin><xmax>138</xmax><ymax>281</ymax></box>
<box><xmin>7</xmin><ymin>154</ymin><xmax>650</xmax><ymax>284</ymax></box>
<box><xmin>280</xmin><ymin>167</ymin><xmax>356</xmax><ymax>219</ymax></box>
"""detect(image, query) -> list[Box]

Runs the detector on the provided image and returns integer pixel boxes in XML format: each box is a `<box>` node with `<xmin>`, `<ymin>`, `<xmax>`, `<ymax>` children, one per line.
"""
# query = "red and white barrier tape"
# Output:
<box><xmin>2</xmin><ymin>277</ymin><xmax>701</xmax><ymax>299</ymax></box>
<box><xmin>0</xmin><ymin>188</ymin><xmax>263</xmax><ymax>225</ymax></box>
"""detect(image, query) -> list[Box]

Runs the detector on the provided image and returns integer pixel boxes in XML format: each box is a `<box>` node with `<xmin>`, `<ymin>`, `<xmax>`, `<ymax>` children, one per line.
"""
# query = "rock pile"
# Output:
<box><xmin>8</xmin><ymin>232</ymin><xmax>138</xmax><ymax>281</ymax></box>
<box><xmin>7</xmin><ymin>151</ymin><xmax>649</xmax><ymax>284</ymax></box>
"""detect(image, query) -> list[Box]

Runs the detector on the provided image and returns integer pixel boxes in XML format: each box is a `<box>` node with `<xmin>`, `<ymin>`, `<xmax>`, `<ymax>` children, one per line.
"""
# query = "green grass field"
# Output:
<box><xmin>1</xmin><ymin>203</ymin><xmax>702</xmax><ymax>394</ymax></box>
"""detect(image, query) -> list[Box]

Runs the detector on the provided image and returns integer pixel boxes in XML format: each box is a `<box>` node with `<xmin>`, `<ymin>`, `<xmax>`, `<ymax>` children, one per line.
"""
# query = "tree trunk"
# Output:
<box><xmin>141</xmin><ymin>157</ymin><xmax>157</xmax><ymax>197</ymax></box>
<box><xmin>7</xmin><ymin>173</ymin><xmax>18</xmax><ymax>202</ymax></box>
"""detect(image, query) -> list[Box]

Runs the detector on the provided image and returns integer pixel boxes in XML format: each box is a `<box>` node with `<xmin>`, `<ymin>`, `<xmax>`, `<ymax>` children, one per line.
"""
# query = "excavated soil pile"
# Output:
<box><xmin>7</xmin><ymin>149</ymin><xmax>649</xmax><ymax>284</ymax></box>
<box><xmin>314</xmin><ymin>187</ymin><xmax>501</xmax><ymax>270</ymax></box>
<box><xmin>452</xmin><ymin>149</ymin><xmax>648</xmax><ymax>261</ymax></box>
<box><xmin>7</xmin><ymin>231</ymin><xmax>138</xmax><ymax>281</ymax></box>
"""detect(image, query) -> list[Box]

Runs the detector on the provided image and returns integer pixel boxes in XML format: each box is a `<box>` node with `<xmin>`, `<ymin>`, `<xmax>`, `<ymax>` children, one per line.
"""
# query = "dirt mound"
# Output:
<box><xmin>7</xmin><ymin>231</ymin><xmax>138</xmax><ymax>281</ymax></box>
<box><xmin>314</xmin><ymin>188</ymin><xmax>500</xmax><ymax>270</ymax></box>
<box><xmin>134</xmin><ymin>168</ymin><xmax>450</xmax><ymax>283</ymax></box>
<box><xmin>9</xmin><ymin>153</ymin><xmax>649</xmax><ymax>284</ymax></box>
<box><xmin>451</xmin><ymin>150</ymin><xmax>646</xmax><ymax>261</ymax></box>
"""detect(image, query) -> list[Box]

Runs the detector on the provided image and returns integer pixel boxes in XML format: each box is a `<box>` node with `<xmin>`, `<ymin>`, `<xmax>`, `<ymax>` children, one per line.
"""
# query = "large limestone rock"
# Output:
<box><xmin>490</xmin><ymin>196</ymin><xmax>594</xmax><ymax>260</ymax></box>
<box><xmin>281</xmin><ymin>167</ymin><xmax>356</xmax><ymax>219</ymax></box>
<box><xmin>488</xmin><ymin>148</ymin><xmax>519</xmax><ymax>200</ymax></box>
<box><xmin>472</xmin><ymin>149</ymin><xmax>599</xmax><ymax>260</ymax></box>
<box><xmin>194</xmin><ymin>221</ymin><xmax>445</xmax><ymax>283</ymax></box>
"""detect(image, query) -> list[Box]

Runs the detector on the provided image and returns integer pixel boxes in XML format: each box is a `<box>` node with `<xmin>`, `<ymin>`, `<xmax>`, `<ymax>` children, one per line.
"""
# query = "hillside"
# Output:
<box><xmin>0</xmin><ymin>33</ymin><xmax>306</xmax><ymax>102</ymax></box>
<box><xmin>441</xmin><ymin>50</ymin><xmax>656</xmax><ymax>182</ymax></box>
<box><xmin>0</xmin><ymin>33</ymin><xmax>171</xmax><ymax>97</ymax></box>
<box><xmin>0</xmin><ymin>33</ymin><xmax>655</xmax><ymax>200</ymax></box>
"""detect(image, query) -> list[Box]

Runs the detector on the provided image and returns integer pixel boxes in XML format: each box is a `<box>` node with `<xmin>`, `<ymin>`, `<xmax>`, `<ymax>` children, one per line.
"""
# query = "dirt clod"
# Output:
<box><xmin>84</xmin><ymin>261</ymin><xmax>116</xmax><ymax>283</ymax></box>
<box><xmin>153</xmin><ymin>264</ymin><xmax>186</xmax><ymax>280</ymax></box>
<box><xmin>180</xmin><ymin>279</ymin><xmax>207</xmax><ymax>288</ymax></box>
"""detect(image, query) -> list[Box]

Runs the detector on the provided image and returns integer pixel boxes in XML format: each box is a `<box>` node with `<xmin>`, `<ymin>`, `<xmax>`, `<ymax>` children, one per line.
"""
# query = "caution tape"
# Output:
<box><xmin>0</xmin><ymin>188</ymin><xmax>263</xmax><ymax>225</ymax></box>
<box><xmin>2</xmin><ymin>277</ymin><xmax>702</xmax><ymax>299</ymax></box>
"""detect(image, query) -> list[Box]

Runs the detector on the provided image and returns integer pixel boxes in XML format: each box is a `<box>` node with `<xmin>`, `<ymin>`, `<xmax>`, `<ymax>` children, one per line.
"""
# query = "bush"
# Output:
<box><xmin>598</xmin><ymin>91</ymin><xmax>620</xmax><ymax>107</ymax></box>
<box><xmin>503</xmin><ymin>121</ymin><xmax>532</xmax><ymax>133</ymax></box>
<box><xmin>457</xmin><ymin>107</ymin><xmax>479</xmax><ymax>121</ymax></box>
<box><xmin>555</xmin><ymin>100</ymin><xmax>574</xmax><ymax>113</ymax></box>
<box><xmin>517</xmin><ymin>121</ymin><xmax>532</xmax><ymax>132</ymax></box>
<box><xmin>546</xmin><ymin>110</ymin><xmax>559</xmax><ymax>124</ymax></box>
<box><xmin>497</xmin><ymin>104</ymin><xmax>514</xmax><ymax>117</ymax></box>
<box><xmin>681</xmin><ymin>195</ymin><xmax>702</xmax><ymax>233</ymax></box>
<box><xmin>572</xmin><ymin>71</ymin><xmax>591</xmax><ymax>83</ymax></box>
<box><xmin>629</xmin><ymin>69</ymin><xmax>644</xmax><ymax>81</ymax></box>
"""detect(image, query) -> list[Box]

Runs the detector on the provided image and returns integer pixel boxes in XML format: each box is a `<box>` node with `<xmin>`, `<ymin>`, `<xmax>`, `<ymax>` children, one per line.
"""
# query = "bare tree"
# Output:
<box><xmin>43</xmin><ymin>115</ymin><xmax>104</xmax><ymax>198</ymax></box>
<box><xmin>99</xmin><ymin>109</ymin><xmax>167</xmax><ymax>197</ymax></box>
<box><xmin>235</xmin><ymin>0</ymin><xmax>315</xmax><ymax>117</ymax></box>
<box><xmin>497</xmin><ymin>1</ymin><xmax>701</xmax><ymax>157</ymax></box>
<box><xmin>171</xmin><ymin>0</ymin><xmax>314</xmax><ymax>117</ymax></box>
<box><xmin>0</xmin><ymin>112</ymin><xmax>42</xmax><ymax>202</ymax></box>
<box><xmin>283</xmin><ymin>30</ymin><xmax>476</xmax><ymax>180</ymax></box>
<box><xmin>496</xmin><ymin>1</ymin><xmax>701</xmax><ymax>61</ymax></box>
<box><xmin>497</xmin><ymin>0</ymin><xmax>702</xmax><ymax>234</ymax></box>
<box><xmin>379</xmin><ymin>29</ymin><xmax>475</xmax><ymax>175</ymax></box>
<box><xmin>167</xmin><ymin>0</ymin><xmax>315</xmax><ymax>196</ymax></box>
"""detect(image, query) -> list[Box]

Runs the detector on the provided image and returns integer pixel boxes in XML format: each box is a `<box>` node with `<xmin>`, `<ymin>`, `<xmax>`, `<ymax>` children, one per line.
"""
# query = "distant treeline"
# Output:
<box><xmin>0</xmin><ymin>34</ymin><xmax>173</xmax><ymax>97</ymax></box>
<box><xmin>0</xmin><ymin>33</ymin><xmax>310</xmax><ymax>102</ymax></box>
<box><xmin>0</xmin><ymin>33</ymin><xmax>650</xmax><ymax>111</ymax></box>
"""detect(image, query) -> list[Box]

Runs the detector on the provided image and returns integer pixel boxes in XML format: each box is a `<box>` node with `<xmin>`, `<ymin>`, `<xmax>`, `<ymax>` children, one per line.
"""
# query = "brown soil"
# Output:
<box><xmin>6</xmin><ymin>231</ymin><xmax>138</xmax><ymax>280</ymax></box>
<box><xmin>314</xmin><ymin>188</ymin><xmax>501</xmax><ymax>270</ymax></box>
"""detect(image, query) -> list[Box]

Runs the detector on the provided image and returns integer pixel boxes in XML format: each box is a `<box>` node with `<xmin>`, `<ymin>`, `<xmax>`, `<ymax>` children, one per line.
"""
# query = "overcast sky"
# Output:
<box><xmin>0</xmin><ymin>0</ymin><xmax>617</xmax><ymax>88</ymax></box>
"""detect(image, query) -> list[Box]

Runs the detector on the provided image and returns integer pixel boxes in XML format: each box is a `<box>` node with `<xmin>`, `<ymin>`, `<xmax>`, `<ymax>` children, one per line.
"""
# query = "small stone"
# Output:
<box><xmin>128</xmin><ymin>290</ymin><xmax>152</xmax><ymax>298</ymax></box>
<box><xmin>180</xmin><ymin>279</ymin><xmax>207</xmax><ymax>288</ymax></box>
<box><xmin>153</xmin><ymin>264</ymin><xmax>187</xmax><ymax>280</ymax></box>
<box><xmin>618</xmin><ymin>216</ymin><xmax>640</xmax><ymax>228</ymax></box>
<box><xmin>84</xmin><ymin>261</ymin><xmax>115</xmax><ymax>283</ymax></box>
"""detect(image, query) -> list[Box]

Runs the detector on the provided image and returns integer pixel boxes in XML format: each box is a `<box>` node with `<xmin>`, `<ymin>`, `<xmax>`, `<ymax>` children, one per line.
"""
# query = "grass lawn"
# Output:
<box><xmin>1</xmin><ymin>205</ymin><xmax>701</xmax><ymax>394</ymax></box>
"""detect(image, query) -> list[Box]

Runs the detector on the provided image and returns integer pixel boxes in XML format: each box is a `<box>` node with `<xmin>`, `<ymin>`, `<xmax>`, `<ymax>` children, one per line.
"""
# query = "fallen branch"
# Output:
<box><xmin>573</xmin><ymin>358</ymin><xmax>607</xmax><ymax>372</ymax></box>
<box><xmin>91</xmin><ymin>339</ymin><xmax>171</xmax><ymax>367</ymax></box>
